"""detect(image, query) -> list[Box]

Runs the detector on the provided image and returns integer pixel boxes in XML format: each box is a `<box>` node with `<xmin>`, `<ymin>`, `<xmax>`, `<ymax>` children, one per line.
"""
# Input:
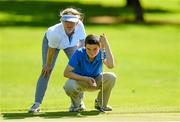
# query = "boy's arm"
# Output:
<box><xmin>64</xmin><ymin>65</ymin><xmax>96</xmax><ymax>86</ymax></box>
<box><xmin>100</xmin><ymin>34</ymin><xmax>115</xmax><ymax>69</ymax></box>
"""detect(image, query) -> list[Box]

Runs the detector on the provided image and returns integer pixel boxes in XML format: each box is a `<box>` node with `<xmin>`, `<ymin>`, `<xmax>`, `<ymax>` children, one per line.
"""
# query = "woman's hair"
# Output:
<box><xmin>60</xmin><ymin>7</ymin><xmax>83</xmax><ymax>20</ymax></box>
<box><xmin>85</xmin><ymin>34</ymin><xmax>100</xmax><ymax>47</ymax></box>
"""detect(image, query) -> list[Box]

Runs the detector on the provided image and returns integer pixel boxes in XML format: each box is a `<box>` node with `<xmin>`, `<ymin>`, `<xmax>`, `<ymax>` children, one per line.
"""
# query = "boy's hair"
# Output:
<box><xmin>85</xmin><ymin>34</ymin><xmax>100</xmax><ymax>47</ymax></box>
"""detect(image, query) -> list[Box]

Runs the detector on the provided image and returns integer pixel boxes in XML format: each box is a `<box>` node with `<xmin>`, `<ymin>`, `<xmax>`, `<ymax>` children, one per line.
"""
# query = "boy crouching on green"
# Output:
<box><xmin>63</xmin><ymin>34</ymin><xmax>116</xmax><ymax>112</ymax></box>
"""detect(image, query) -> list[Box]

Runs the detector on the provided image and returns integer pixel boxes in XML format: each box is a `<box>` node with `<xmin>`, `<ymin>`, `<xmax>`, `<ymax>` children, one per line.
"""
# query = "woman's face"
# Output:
<box><xmin>63</xmin><ymin>21</ymin><xmax>76</xmax><ymax>34</ymax></box>
<box><xmin>86</xmin><ymin>44</ymin><xmax>100</xmax><ymax>60</ymax></box>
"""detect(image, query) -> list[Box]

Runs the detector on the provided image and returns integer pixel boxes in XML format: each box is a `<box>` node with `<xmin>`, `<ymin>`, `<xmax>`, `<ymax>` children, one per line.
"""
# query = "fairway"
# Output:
<box><xmin>0</xmin><ymin>0</ymin><xmax>180</xmax><ymax>121</ymax></box>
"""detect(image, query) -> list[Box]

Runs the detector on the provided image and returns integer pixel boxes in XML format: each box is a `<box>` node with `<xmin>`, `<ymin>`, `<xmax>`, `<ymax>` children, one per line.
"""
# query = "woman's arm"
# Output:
<box><xmin>41</xmin><ymin>47</ymin><xmax>55</xmax><ymax>77</ymax></box>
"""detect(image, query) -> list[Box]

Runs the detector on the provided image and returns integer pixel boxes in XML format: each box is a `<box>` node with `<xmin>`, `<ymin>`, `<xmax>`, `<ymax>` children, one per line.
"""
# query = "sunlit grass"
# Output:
<box><xmin>0</xmin><ymin>24</ymin><xmax>179</xmax><ymax>112</ymax></box>
<box><xmin>0</xmin><ymin>0</ymin><xmax>180</xmax><ymax>112</ymax></box>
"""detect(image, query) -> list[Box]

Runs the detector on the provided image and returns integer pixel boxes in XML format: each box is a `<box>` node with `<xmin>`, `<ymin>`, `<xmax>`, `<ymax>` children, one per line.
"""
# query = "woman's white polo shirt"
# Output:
<box><xmin>46</xmin><ymin>21</ymin><xmax>86</xmax><ymax>49</ymax></box>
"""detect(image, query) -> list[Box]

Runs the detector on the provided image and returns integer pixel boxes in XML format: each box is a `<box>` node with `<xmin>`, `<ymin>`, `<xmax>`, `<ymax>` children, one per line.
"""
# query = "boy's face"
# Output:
<box><xmin>86</xmin><ymin>44</ymin><xmax>100</xmax><ymax>59</ymax></box>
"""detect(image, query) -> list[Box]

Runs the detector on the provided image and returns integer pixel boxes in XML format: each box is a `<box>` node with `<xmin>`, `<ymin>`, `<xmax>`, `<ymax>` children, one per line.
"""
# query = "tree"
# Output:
<box><xmin>126</xmin><ymin>0</ymin><xmax>144</xmax><ymax>22</ymax></box>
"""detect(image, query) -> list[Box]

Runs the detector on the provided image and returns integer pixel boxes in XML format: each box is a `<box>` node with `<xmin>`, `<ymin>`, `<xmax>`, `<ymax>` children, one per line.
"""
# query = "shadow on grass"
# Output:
<box><xmin>0</xmin><ymin>0</ymin><xmax>178</xmax><ymax>27</ymax></box>
<box><xmin>2</xmin><ymin>110</ymin><xmax>101</xmax><ymax>119</ymax></box>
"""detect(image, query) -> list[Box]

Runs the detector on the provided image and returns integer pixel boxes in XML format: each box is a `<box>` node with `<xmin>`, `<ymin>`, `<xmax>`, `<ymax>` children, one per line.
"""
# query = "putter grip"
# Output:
<box><xmin>101</xmin><ymin>48</ymin><xmax>105</xmax><ymax>60</ymax></box>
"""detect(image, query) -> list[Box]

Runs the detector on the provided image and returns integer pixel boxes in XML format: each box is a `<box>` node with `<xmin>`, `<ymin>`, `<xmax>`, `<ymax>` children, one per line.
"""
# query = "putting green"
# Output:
<box><xmin>1</xmin><ymin>111</ymin><xmax>180</xmax><ymax>122</ymax></box>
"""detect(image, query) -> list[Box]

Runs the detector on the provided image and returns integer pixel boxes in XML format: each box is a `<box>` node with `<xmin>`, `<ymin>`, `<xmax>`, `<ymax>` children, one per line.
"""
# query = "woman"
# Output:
<box><xmin>28</xmin><ymin>8</ymin><xmax>86</xmax><ymax>113</ymax></box>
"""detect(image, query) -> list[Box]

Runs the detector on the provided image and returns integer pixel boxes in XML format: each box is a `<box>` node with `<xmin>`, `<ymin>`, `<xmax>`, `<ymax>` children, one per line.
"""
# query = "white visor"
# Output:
<box><xmin>61</xmin><ymin>14</ymin><xmax>79</xmax><ymax>23</ymax></box>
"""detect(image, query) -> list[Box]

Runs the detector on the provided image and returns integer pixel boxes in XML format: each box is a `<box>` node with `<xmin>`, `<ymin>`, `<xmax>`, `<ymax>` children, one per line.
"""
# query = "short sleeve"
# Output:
<box><xmin>68</xmin><ymin>50</ymin><xmax>80</xmax><ymax>69</ymax></box>
<box><xmin>46</xmin><ymin>27</ymin><xmax>59</xmax><ymax>48</ymax></box>
<box><xmin>48</xmin><ymin>39</ymin><xmax>59</xmax><ymax>48</ymax></box>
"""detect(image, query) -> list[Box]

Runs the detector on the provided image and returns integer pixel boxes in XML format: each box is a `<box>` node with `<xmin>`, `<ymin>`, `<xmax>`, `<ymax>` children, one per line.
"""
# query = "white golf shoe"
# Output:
<box><xmin>28</xmin><ymin>103</ymin><xmax>40</xmax><ymax>113</ymax></box>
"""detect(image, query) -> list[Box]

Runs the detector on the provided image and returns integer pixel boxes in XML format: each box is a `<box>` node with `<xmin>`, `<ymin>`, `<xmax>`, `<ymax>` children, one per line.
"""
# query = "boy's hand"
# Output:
<box><xmin>100</xmin><ymin>33</ymin><xmax>108</xmax><ymax>49</ymax></box>
<box><xmin>84</xmin><ymin>76</ymin><xmax>97</xmax><ymax>87</ymax></box>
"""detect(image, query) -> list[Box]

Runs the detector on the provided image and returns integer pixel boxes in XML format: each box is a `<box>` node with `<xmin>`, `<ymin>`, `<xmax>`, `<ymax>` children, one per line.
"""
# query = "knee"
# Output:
<box><xmin>106</xmin><ymin>72</ymin><xmax>117</xmax><ymax>87</ymax></box>
<box><xmin>110</xmin><ymin>72</ymin><xmax>116</xmax><ymax>86</ymax></box>
<box><xmin>63</xmin><ymin>79</ymin><xmax>79</xmax><ymax>96</ymax></box>
<box><xmin>64</xmin><ymin>79</ymin><xmax>74</xmax><ymax>94</ymax></box>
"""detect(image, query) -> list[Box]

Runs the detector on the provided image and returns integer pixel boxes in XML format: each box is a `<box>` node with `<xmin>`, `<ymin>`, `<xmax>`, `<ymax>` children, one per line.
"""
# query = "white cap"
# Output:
<box><xmin>61</xmin><ymin>14</ymin><xmax>80</xmax><ymax>23</ymax></box>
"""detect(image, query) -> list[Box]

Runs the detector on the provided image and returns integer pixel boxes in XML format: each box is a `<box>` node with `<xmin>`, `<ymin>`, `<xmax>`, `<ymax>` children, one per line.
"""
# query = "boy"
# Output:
<box><xmin>63</xmin><ymin>34</ymin><xmax>116</xmax><ymax>112</ymax></box>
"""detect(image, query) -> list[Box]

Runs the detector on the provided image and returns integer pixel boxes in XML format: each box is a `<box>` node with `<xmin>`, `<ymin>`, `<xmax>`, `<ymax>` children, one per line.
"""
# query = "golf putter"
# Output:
<box><xmin>100</xmin><ymin>48</ymin><xmax>105</xmax><ymax>113</ymax></box>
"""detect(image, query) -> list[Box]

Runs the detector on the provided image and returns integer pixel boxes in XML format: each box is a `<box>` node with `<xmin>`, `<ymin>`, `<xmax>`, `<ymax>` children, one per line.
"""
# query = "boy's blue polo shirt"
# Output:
<box><xmin>68</xmin><ymin>47</ymin><xmax>104</xmax><ymax>78</ymax></box>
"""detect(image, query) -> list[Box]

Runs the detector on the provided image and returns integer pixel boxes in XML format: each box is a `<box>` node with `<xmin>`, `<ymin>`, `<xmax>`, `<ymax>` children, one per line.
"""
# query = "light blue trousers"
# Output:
<box><xmin>34</xmin><ymin>34</ymin><xmax>77</xmax><ymax>104</ymax></box>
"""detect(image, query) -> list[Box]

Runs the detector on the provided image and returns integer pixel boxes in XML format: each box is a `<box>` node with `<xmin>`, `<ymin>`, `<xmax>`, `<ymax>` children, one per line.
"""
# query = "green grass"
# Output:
<box><xmin>0</xmin><ymin>0</ymin><xmax>180</xmax><ymax>26</ymax></box>
<box><xmin>0</xmin><ymin>0</ymin><xmax>180</xmax><ymax>113</ymax></box>
<box><xmin>0</xmin><ymin>24</ymin><xmax>180</xmax><ymax>112</ymax></box>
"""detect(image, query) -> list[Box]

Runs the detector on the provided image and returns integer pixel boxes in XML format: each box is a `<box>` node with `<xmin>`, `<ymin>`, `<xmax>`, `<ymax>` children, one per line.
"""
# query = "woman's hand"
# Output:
<box><xmin>41</xmin><ymin>65</ymin><xmax>52</xmax><ymax>77</ymax></box>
